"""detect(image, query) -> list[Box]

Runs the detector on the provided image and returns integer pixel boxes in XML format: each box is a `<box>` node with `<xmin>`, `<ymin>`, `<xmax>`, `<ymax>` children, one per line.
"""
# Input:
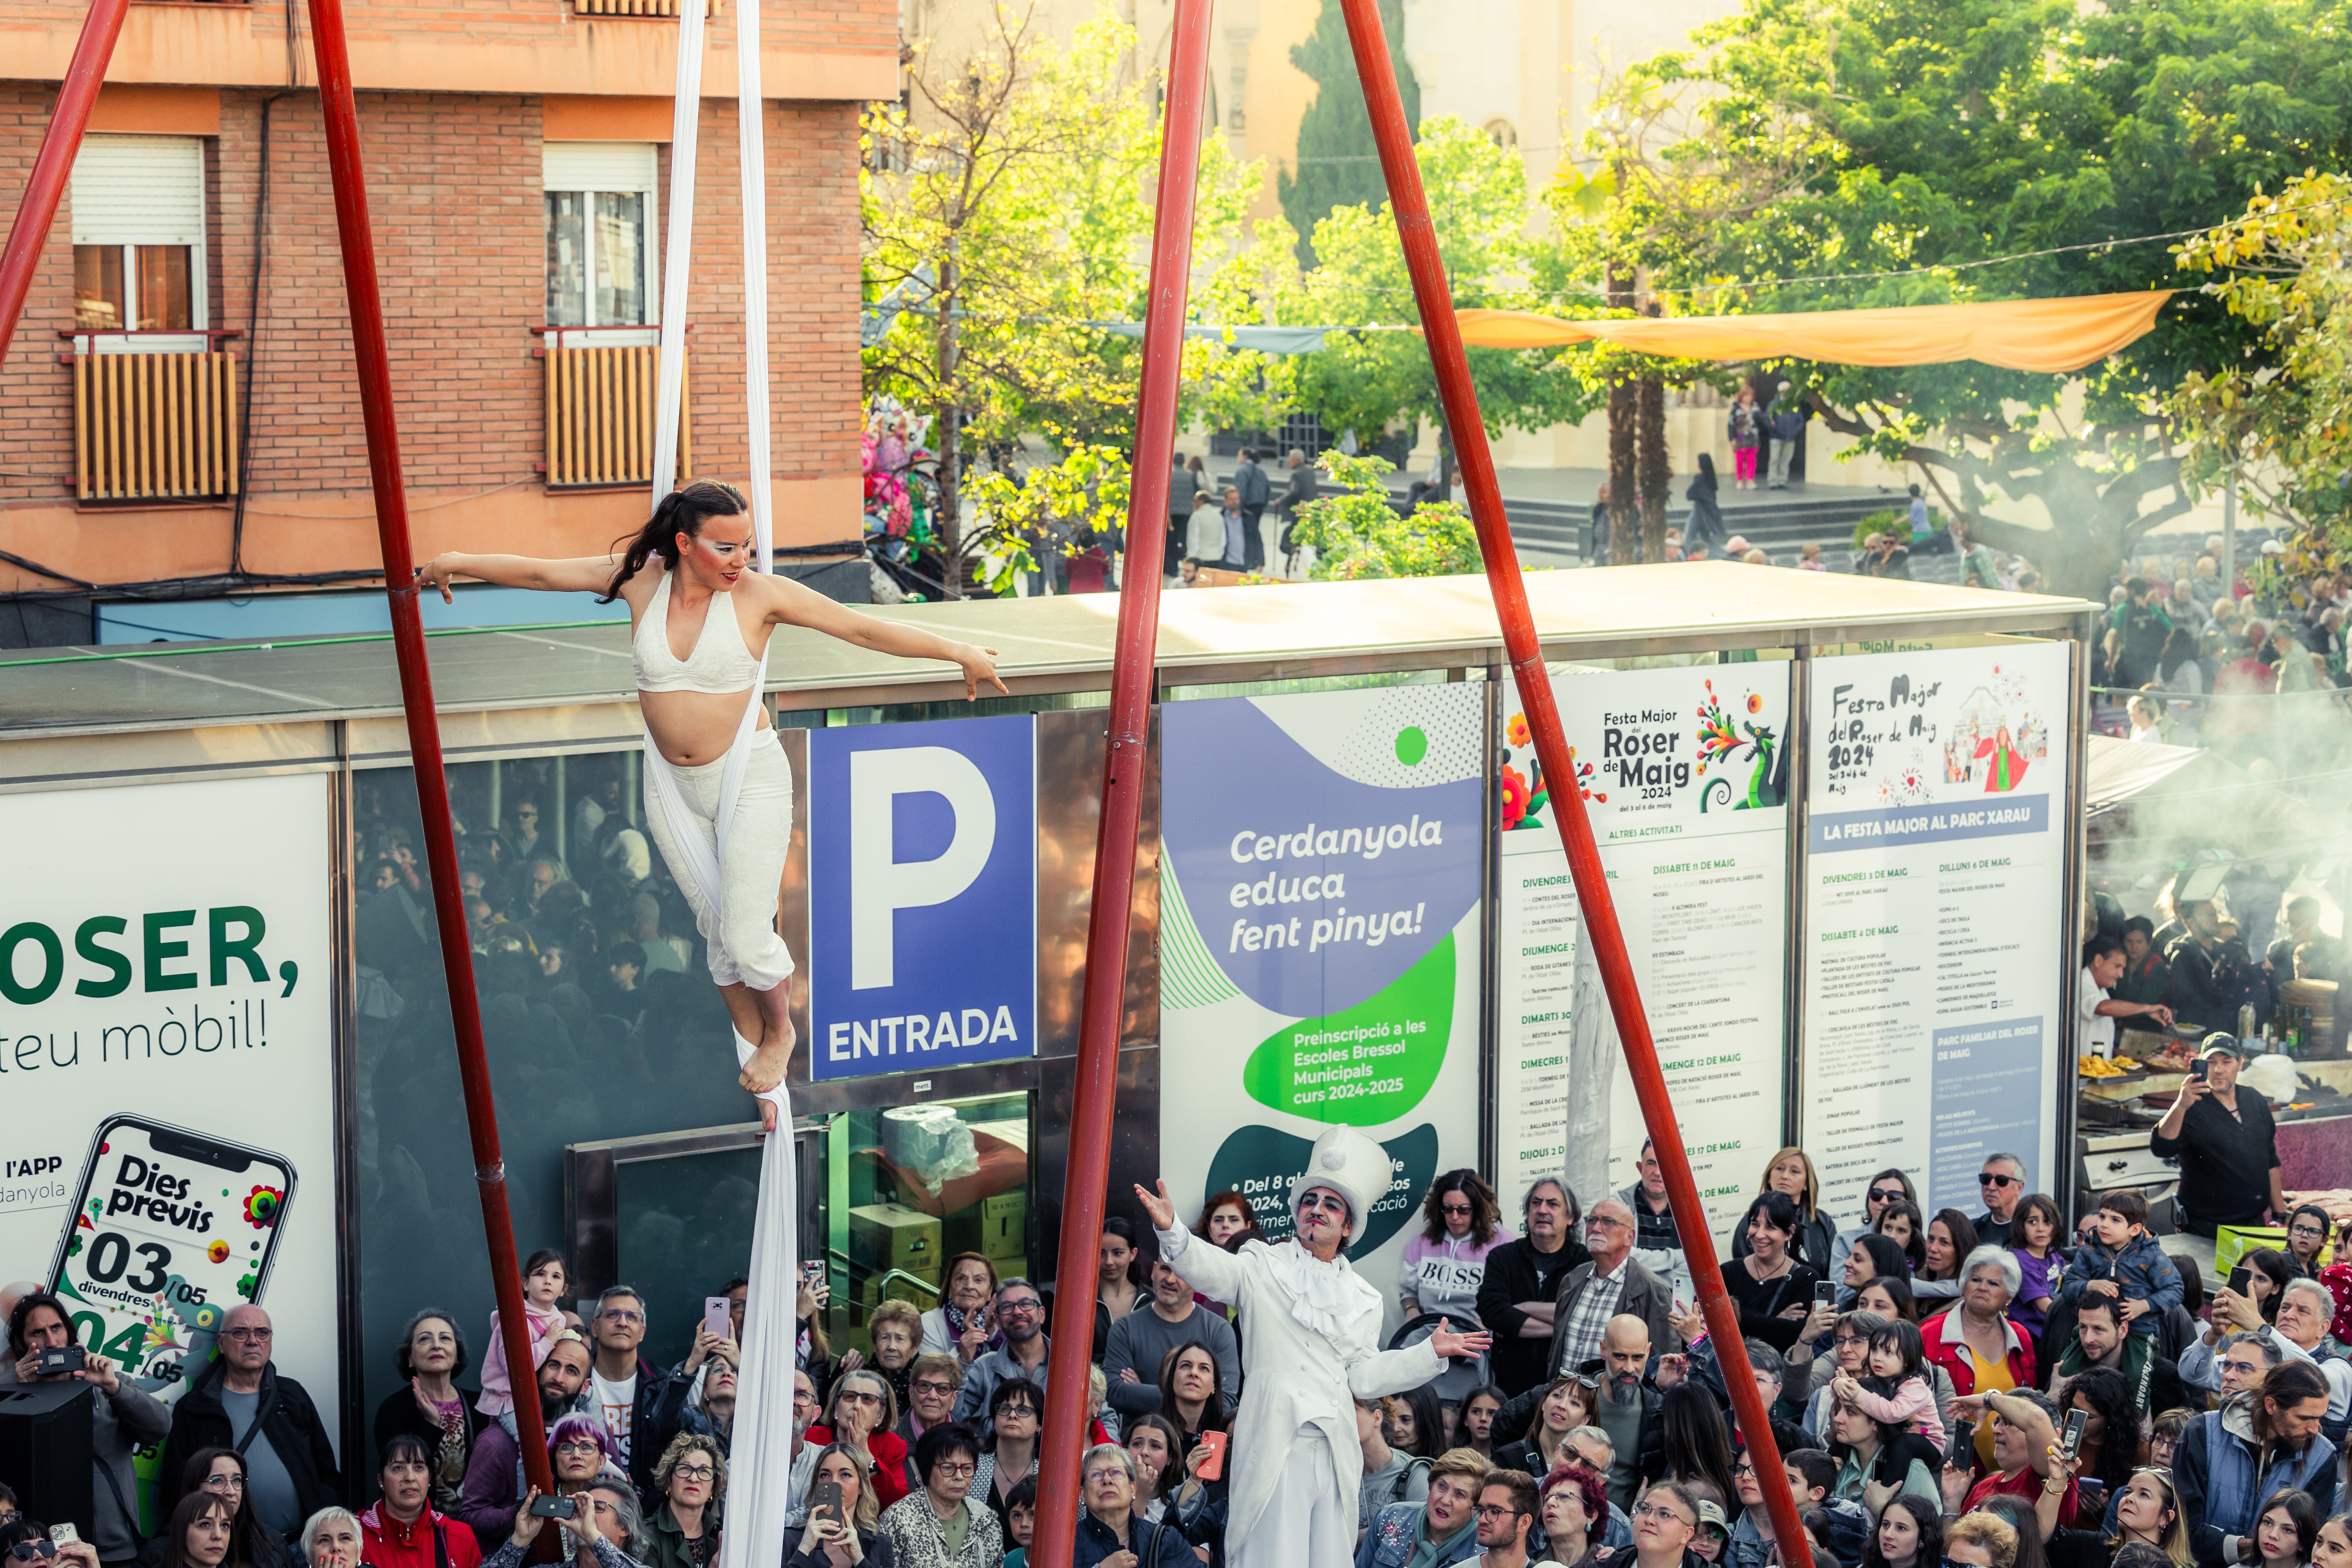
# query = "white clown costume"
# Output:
<box><xmin>1152</xmin><ymin>1125</ymin><xmax>1444</xmax><ymax>1568</ymax></box>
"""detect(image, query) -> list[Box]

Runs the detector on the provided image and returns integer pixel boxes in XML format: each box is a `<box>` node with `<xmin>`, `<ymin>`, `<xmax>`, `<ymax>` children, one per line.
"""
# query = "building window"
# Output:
<box><xmin>69</xmin><ymin>134</ymin><xmax>207</xmax><ymax>339</ymax></box>
<box><xmin>542</xmin><ymin>142</ymin><xmax>660</xmax><ymax>334</ymax></box>
<box><xmin>1485</xmin><ymin>119</ymin><xmax>1519</xmax><ymax>150</ymax></box>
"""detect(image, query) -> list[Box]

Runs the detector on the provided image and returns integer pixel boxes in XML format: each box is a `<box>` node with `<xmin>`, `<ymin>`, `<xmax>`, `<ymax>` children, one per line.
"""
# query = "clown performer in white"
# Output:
<box><xmin>416</xmin><ymin>479</ymin><xmax>1007</xmax><ymax>1125</ymax></box>
<box><xmin>1135</xmin><ymin>1125</ymin><xmax>1494</xmax><ymax>1568</ymax></box>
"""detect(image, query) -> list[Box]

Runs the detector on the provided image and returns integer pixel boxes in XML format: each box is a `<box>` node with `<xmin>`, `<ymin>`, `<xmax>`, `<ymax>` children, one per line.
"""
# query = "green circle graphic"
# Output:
<box><xmin>1394</xmin><ymin>725</ymin><xmax>1428</xmax><ymax>765</ymax></box>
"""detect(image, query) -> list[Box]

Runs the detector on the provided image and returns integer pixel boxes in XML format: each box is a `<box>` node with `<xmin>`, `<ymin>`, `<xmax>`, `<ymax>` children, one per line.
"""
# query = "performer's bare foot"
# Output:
<box><xmin>738</xmin><ymin>985</ymin><xmax>793</xmax><ymax>1095</ymax></box>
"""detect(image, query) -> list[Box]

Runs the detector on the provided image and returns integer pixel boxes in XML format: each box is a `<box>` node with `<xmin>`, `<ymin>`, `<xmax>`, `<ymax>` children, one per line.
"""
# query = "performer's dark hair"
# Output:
<box><xmin>603</xmin><ymin>480</ymin><xmax>750</xmax><ymax>601</ymax></box>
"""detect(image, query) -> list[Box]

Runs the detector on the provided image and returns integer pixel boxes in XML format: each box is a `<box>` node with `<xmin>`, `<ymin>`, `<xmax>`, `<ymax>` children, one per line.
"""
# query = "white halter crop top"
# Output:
<box><xmin>632</xmin><ymin>567</ymin><xmax>762</xmax><ymax>695</ymax></box>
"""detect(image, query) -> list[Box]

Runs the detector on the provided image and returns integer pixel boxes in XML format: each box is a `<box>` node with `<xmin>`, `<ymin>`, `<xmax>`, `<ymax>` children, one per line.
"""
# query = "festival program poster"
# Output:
<box><xmin>1799</xmin><ymin>642</ymin><xmax>2071</xmax><ymax>1220</ymax></box>
<box><xmin>0</xmin><ymin>776</ymin><xmax>339</xmax><ymax>1451</ymax></box>
<box><xmin>1157</xmin><ymin>685</ymin><xmax>1484</xmax><ymax>1335</ymax></box>
<box><xmin>1495</xmin><ymin>663</ymin><xmax>1793</xmax><ymax>1263</ymax></box>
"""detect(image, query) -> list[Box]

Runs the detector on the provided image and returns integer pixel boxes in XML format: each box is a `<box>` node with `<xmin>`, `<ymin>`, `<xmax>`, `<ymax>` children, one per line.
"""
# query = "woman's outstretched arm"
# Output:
<box><xmin>766</xmin><ymin>573</ymin><xmax>1011</xmax><ymax>701</ymax></box>
<box><xmin>414</xmin><ymin>551</ymin><xmax>626</xmax><ymax>600</ymax></box>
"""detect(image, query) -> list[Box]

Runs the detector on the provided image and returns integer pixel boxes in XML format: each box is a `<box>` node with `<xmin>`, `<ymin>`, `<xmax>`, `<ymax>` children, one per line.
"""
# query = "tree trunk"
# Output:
<box><xmin>1637</xmin><ymin>373</ymin><xmax>1668</xmax><ymax>564</ymax></box>
<box><xmin>1606</xmin><ymin>265</ymin><xmax>1638</xmax><ymax>566</ymax></box>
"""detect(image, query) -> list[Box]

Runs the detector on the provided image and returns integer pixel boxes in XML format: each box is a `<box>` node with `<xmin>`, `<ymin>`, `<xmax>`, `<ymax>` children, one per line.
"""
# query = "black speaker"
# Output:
<box><xmin>0</xmin><ymin>1380</ymin><xmax>94</xmax><ymax>1535</ymax></box>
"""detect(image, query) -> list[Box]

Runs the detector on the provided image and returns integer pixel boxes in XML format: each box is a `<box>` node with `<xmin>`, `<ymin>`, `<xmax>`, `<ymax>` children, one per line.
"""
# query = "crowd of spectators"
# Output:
<box><xmin>13</xmin><ymin>1130</ymin><xmax>2352</xmax><ymax>1568</ymax></box>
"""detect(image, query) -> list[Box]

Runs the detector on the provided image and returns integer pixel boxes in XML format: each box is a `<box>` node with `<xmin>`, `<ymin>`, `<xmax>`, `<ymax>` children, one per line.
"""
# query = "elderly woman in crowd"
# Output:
<box><xmin>299</xmin><ymin>1510</ymin><xmax>364</xmax><ymax>1568</ymax></box>
<box><xmin>1537</xmin><ymin>1463</ymin><xmax>1610</xmax><ymax>1568</ymax></box>
<box><xmin>484</xmin><ymin>1485</ymin><xmax>646</xmax><ymax>1568</ymax></box>
<box><xmin>922</xmin><ymin>1256</ymin><xmax>1003</xmax><ymax>1366</ymax></box>
<box><xmin>877</xmin><ymin>1422</ymin><xmax>1004</xmax><ymax>1566</ymax></box>
<box><xmin>374</xmin><ymin>1312</ymin><xmax>490</xmax><ymax>1517</ymax></box>
<box><xmin>805</xmin><ymin>1369</ymin><xmax>910</xmax><ymax>1512</ymax></box>
<box><xmin>1922</xmin><ymin>1247</ymin><xmax>2036</xmax><ymax>1474</ymax></box>
<box><xmin>866</xmin><ymin>1300</ymin><xmax>926</xmax><ymax>1417</ymax></box>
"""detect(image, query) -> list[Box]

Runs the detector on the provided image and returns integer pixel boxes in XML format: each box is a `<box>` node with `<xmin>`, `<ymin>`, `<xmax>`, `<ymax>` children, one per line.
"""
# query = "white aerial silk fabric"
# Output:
<box><xmin>647</xmin><ymin>0</ymin><xmax>791</xmax><ymax>1557</ymax></box>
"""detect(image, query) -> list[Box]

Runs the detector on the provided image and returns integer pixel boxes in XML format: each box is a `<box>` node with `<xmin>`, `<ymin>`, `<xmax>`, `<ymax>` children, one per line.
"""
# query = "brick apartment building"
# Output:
<box><xmin>0</xmin><ymin>0</ymin><xmax>894</xmax><ymax>644</ymax></box>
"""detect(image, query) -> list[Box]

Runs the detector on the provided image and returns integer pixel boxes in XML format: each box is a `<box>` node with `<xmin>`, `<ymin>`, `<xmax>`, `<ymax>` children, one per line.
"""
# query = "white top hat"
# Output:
<box><xmin>1286</xmin><ymin>1123</ymin><xmax>1395</xmax><ymax>1232</ymax></box>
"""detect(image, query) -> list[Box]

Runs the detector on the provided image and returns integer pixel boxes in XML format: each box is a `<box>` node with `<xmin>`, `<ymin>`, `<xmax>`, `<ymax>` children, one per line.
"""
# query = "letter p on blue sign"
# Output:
<box><xmin>809</xmin><ymin>715</ymin><xmax>1037</xmax><ymax>1082</ymax></box>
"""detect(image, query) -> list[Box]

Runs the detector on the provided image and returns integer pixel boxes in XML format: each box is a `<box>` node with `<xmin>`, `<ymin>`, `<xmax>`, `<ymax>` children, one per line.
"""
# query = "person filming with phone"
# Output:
<box><xmin>2152</xmin><ymin>1036</ymin><xmax>2289</xmax><ymax>1238</ymax></box>
<box><xmin>3</xmin><ymin>1291</ymin><xmax>171</xmax><ymax>1568</ymax></box>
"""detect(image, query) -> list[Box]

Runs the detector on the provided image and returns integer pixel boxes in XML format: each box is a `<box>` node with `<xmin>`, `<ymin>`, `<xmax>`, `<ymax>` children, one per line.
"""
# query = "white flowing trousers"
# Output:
<box><xmin>1230</xmin><ymin>1430</ymin><xmax>1356</xmax><ymax>1568</ymax></box>
<box><xmin>639</xmin><ymin>730</ymin><xmax>796</xmax><ymax>992</ymax></box>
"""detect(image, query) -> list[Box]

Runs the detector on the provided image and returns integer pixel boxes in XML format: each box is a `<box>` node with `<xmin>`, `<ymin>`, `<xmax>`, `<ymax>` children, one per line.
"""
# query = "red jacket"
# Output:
<box><xmin>360</xmin><ymin>1504</ymin><xmax>484</xmax><ymax>1568</ymax></box>
<box><xmin>803</xmin><ymin>1425</ymin><xmax>910</xmax><ymax>1509</ymax></box>
<box><xmin>1921</xmin><ymin>1308</ymin><xmax>2037</xmax><ymax>1402</ymax></box>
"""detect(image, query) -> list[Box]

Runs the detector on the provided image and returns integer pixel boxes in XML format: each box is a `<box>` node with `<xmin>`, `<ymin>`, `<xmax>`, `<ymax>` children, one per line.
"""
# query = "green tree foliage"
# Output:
<box><xmin>1612</xmin><ymin>0</ymin><xmax>2352</xmax><ymax>594</ymax></box>
<box><xmin>1289</xmin><ymin>452</ymin><xmax>1483</xmax><ymax>580</ymax></box>
<box><xmin>2173</xmin><ymin>173</ymin><xmax>2352</xmax><ymax>575</ymax></box>
<box><xmin>1276</xmin><ymin>0</ymin><xmax>1419</xmax><ymax>266</ymax></box>
<box><xmin>861</xmin><ymin>5</ymin><xmax>1264</xmax><ymax>582</ymax></box>
<box><xmin>1275</xmin><ymin>117</ymin><xmax>1599</xmax><ymax>465</ymax></box>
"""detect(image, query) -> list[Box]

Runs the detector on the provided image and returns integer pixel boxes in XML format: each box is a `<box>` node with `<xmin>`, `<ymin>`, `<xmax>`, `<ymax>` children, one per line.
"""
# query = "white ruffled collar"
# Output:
<box><xmin>1265</xmin><ymin>1238</ymin><xmax>1372</xmax><ymax>1347</ymax></box>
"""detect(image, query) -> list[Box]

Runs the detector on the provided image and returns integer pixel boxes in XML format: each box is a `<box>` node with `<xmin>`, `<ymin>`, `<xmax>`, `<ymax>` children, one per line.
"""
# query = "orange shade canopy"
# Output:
<box><xmin>1447</xmin><ymin>290</ymin><xmax>2174</xmax><ymax>372</ymax></box>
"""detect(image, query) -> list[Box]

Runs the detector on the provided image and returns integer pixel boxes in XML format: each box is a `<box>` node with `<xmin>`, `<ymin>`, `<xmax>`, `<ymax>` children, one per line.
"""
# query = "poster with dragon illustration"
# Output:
<box><xmin>1495</xmin><ymin>661</ymin><xmax>1793</xmax><ymax>1273</ymax></box>
<box><xmin>1800</xmin><ymin>642</ymin><xmax>2071</xmax><ymax>1222</ymax></box>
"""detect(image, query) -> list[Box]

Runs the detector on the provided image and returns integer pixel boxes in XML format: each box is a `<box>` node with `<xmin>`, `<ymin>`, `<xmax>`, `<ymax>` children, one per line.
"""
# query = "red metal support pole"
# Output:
<box><xmin>1334</xmin><ymin>3</ymin><xmax>1815</xmax><ymax>1563</ymax></box>
<box><xmin>301</xmin><ymin>0</ymin><xmax>555</xmax><ymax>1506</ymax></box>
<box><xmin>1033</xmin><ymin>2</ymin><xmax>1212</xmax><ymax>1564</ymax></box>
<box><xmin>0</xmin><ymin>0</ymin><xmax>130</xmax><ymax>363</ymax></box>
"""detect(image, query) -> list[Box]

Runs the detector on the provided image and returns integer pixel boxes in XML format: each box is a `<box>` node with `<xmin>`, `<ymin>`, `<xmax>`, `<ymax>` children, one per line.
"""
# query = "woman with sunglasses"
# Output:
<box><xmin>968</xmin><ymin>1377</ymin><xmax>1042</xmax><ymax>1529</ymax></box>
<box><xmin>1497</xmin><ymin>1373</ymin><xmax>1597</xmax><ymax>1478</ymax></box>
<box><xmin>1401</xmin><ymin>1170</ymin><xmax>1515</xmax><ymax>1322</ymax></box>
<box><xmin>2031</xmin><ymin>1452</ymin><xmax>2192</xmax><ymax>1568</ymax></box>
<box><xmin>802</xmin><ymin>1370</ymin><xmax>909</xmax><ymax>1512</ymax></box>
<box><xmin>177</xmin><ymin>1448</ymin><xmax>298</xmax><ymax>1568</ymax></box>
<box><xmin>1837</xmin><ymin>1171</ymin><xmax>1920</xmax><ymax>1259</ymax></box>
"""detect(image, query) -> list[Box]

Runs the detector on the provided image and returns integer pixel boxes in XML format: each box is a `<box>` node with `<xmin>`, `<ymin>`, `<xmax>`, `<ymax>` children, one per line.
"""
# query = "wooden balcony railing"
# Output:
<box><xmin>544</xmin><ymin>341</ymin><xmax>690</xmax><ymax>489</ymax></box>
<box><xmin>73</xmin><ymin>349</ymin><xmax>240</xmax><ymax>503</ymax></box>
<box><xmin>572</xmin><ymin>0</ymin><xmax>715</xmax><ymax>16</ymax></box>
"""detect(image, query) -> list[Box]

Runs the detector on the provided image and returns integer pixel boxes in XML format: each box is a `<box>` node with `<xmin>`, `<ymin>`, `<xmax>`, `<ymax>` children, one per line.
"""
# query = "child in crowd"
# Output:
<box><xmin>477</xmin><ymin>1247</ymin><xmax>570</xmax><ymax>1416</ymax></box>
<box><xmin>1002</xmin><ymin>1475</ymin><xmax>1038</xmax><ymax>1567</ymax></box>
<box><xmin>2057</xmin><ymin>1189</ymin><xmax>2181</xmax><ymax>1332</ymax></box>
<box><xmin>2007</xmin><ymin>1192</ymin><xmax>2066</xmax><ymax>1341</ymax></box>
<box><xmin>1833</xmin><ymin>1318</ymin><xmax>1944</xmax><ymax>1445</ymax></box>
<box><xmin>1798</xmin><ymin>543</ymin><xmax>1827</xmax><ymax>572</ymax></box>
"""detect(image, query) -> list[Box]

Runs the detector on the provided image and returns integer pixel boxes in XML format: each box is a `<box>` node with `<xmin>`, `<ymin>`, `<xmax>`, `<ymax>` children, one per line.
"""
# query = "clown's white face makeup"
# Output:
<box><xmin>1296</xmin><ymin>1187</ymin><xmax>1351</xmax><ymax>1255</ymax></box>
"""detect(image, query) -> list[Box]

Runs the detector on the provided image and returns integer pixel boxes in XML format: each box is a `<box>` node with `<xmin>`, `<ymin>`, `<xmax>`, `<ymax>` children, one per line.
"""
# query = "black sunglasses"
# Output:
<box><xmin>1867</xmin><ymin>1187</ymin><xmax>1907</xmax><ymax>1205</ymax></box>
<box><xmin>1978</xmin><ymin>1173</ymin><xmax>2020</xmax><ymax>1188</ymax></box>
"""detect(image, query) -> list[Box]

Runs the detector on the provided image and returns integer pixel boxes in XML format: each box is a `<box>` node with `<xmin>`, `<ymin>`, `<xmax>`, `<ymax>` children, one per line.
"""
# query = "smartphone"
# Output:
<box><xmin>2228</xmin><ymin>1265</ymin><xmax>2252</xmax><ymax>1298</ymax></box>
<box><xmin>47</xmin><ymin>1116</ymin><xmax>296</xmax><ymax>1387</ymax></box>
<box><xmin>47</xmin><ymin>1526</ymin><xmax>79</xmax><ymax>1549</ymax></box>
<box><xmin>2190</xmin><ymin>1059</ymin><xmax>2210</xmax><ymax>1081</ymax></box>
<box><xmin>810</xmin><ymin>1479</ymin><xmax>844</xmax><ymax>1526</ymax></box>
<box><xmin>1813</xmin><ymin>1281</ymin><xmax>1836</xmax><ymax>1308</ymax></box>
<box><xmin>1195</xmin><ymin>1430</ymin><xmax>1229</xmax><ymax>1482</ymax></box>
<box><xmin>703</xmin><ymin>1297</ymin><xmax>732</xmax><ymax>1342</ymax></box>
<box><xmin>2060</xmin><ymin>1408</ymin><xmax>2089</xmax><ymax>1460</ymax></box>
<box><xmin>1945</xmin><ymin>1422</ymin><xmax>1975</xmax><ymax>1469</ymax></box>
<box><xmin>34</xmin><ymin>1345</ymin><xmax>86</xmax><ymax>1377</ymax></box>
<box><xmin>528</xmin><ymin>1496</ymin><xmax>577</xmax><ymax>1521</ymax></box>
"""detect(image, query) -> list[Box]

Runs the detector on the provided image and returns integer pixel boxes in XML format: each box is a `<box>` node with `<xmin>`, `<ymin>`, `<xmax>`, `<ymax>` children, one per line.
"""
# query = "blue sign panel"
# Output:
<box><xmin>808</xmin><ymin>715</ymin><xmax>1037</xmax><ymax>1081</ymax></box>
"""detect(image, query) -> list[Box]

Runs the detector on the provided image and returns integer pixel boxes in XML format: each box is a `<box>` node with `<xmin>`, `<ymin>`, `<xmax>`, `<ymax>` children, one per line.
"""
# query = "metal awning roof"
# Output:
<box><xmin>0</xmin><ymin>563</ymin><xmax>2092</xmax><ymax>740</ymax></box>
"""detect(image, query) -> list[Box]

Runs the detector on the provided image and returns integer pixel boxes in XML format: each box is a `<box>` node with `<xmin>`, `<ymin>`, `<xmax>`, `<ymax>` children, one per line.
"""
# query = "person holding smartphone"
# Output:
<box><xmin>783</xmin><ymin>1445</ymin><xmax>879</xmax><ymax>1568</ymax></box>
<box><xmin>3</xmin><ymin>1291</ymin><xmax>171</xmax><ymax>1568</ymax></box>
<box><xmin>2152</xmin><ymin>1036</ymin><xmax>2289</xmax><ymax>1238</ymax></box>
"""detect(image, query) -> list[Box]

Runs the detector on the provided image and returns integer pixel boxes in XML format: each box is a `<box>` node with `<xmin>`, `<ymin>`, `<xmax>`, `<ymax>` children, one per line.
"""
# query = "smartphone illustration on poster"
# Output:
<box><xmin>46</xmin><ymin>1116</ymin><xmax>296</xmax><ymax>1387</ymax></box>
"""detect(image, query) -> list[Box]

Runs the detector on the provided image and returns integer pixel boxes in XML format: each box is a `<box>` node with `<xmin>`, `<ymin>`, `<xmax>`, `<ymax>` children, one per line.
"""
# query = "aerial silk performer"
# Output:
<box><xmin>414</xmin><ymin>480</ymin><xmax>1008</xmax><ymax>1111</ymax></box>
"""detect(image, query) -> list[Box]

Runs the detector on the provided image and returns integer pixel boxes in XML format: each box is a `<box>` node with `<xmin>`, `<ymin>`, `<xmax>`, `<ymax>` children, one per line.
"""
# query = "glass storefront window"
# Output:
<box><xmin>821</xmin><ymin>1091</ymin><xmax>1033</xmax><ymax>1360</ymax></box>
<box><xmin>351</xmin><ymin>750</ymin><xmax>745</xmax><ymax>1427</ymax></box>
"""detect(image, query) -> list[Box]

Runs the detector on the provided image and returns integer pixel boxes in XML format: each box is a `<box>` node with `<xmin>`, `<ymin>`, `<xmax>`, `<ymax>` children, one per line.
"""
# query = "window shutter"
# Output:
<box><xmin>542</xmin><ymin>142</ymin><xmax>658</xmax><ymax>194</ymax></box>
<box><xmin>71</xmin><ymin>135</ymin><xmax>205</xmax><ymax>246</ymax></box>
